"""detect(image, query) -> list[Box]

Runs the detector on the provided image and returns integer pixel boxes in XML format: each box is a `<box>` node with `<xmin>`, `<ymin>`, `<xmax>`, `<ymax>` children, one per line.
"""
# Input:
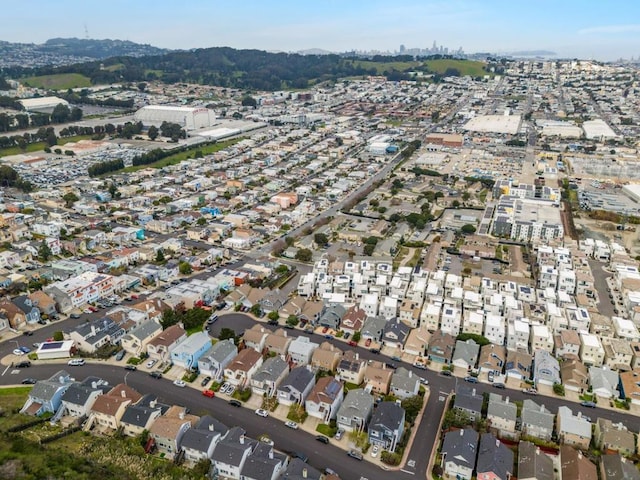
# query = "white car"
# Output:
<box><xmin>285</xmin><ymin>421</ymin><xmax>299</xmax><ymax>429</ymax></box>
<box><xmin>12</xmin><ymin>349</ymin><xmax>25</xmax><ymax>356</ymax></box>
<box><xmin>68</xmin><ymin>358</ymin><xmax>85</xmax><ymax>366</ymax></box>
<box><xmin>220</xmin><ymin>382</ymin><xmax>230</xmax><ymax>394</ymax></box>
<box><xmin>146</xmin><ymin>359</ymin><xmax>157</xmax><ymax>369</ymax></box>
<box><xmin>173</xmin><ymin>379</ymin><xmax>186</xmax><ymax>388</ymax></box>
<box><xmin>370</xmin><ymin>445</ymin><xmax>380</xmax><ymax>458</ymax></box>
<box><xmin>255</xmin><ymin>408</ymin><xmax>269</xmax><ymax>418</ymax></box>
<box><xmin>227</xmin><ymin>385</ymin><xmax>236</xmax><ymax>396</ymax></box>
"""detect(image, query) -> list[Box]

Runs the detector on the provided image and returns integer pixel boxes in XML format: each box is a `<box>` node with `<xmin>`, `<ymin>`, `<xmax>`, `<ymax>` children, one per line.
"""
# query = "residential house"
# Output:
<box><xmin>224</xmin><ymin>348</ymin><xmax>264</xmax><ymax>388</ymax></box>
<box><xmin>404</xmin><ymin>328</ymin><xmax>430</xmax><ymax>357</ymax></box>
<box><xmin>580</xmin><ymin>331</ymin><xmax>605</xmax><ymax>367</ymax></box>
<box><xmin>602</xmin><ymin>337</ymin><xmax>633</xmax><ymax>371</ymax></box>
<box><xmin>211</xmin><ymin>427</ymin><xmax>257</xmax><ymax>480</ymax></box>
<box><xmin>12</xmin><ymin>295</ymin><xmax>41</xmax><ymax>324</ymax></box>
<box><xmin>240</xmin><ymin>443</ymin><xmax>288</xmax><ymax>480</ymax></box>
<box><xmin>589</xmin><ymin>366</ymin><xmax>619</xmax><ymax>400</ymax></box>
<box><xmin>305</xmin><ymin>376</ymin><xmax>344</xmax><ymax>423</ymax></box>
<box><xmin>336</xmin><ymin>350</ymin><xmax>367</xmax><ymax>385</ymax></box>
<box><xmin>441</xmin><ymin>428</ymin><xmax>479</xmax><ymax>480</ymax></box>
<box><xmin>478</xmin><ymin>343</ymin><xmax>506</xmax><ymax>376</ymax></box>
<box><xmin>198</xmin><ymin>339</ymin><xmax>238</xmax><ymax>381</ymax></box>
<box><xmin>561</xmin><ymin>358</ymin><xmax>589</xmax><ymax>394</ymax></box>
<box><xmin>243</xmin><ymin>324</ymin><xmax>269</xmax><ymax>352</ymax></box>
<box><xmin>560</xmin><ymin>445</ymin><xmax>597</xmax><ymax>480</ymax></box>
<box><xmin>88</xmin><ymin>384</ymin><xmax>143</xmax><ymax>432</ymax></box>
<box><xmin>594</xmin><ymin>418</ymin><xmax>636</xmax><ymax>456</ymax></box>
<box><xmin>619</xmin><ymin>370</ymin><xmax>640</xmax><ymax>407</ymax></box>
<box><xmin>318</xmin><ymin>304</ymin><xmax>346</xmax><ymax>330</ymax></box>
<box><xmin>533</xmin><ymin>349</ymin><xmax>560</xmax><ymax>387</ymax></box>
<box><xmin>336</xmin><ymin>388</ymin><xmax>374</xmax><ymax>433</ymax></box>
<box><xmin>276</xmin><ymin>366</ymin><xmax>316</xmax><ymax>406</ymax></box>
<box><xmin>555</xmin><ymin>329</ymin><xmax>582</xmax><ymax>360</ymax></box>
<box><xmin>557</xmin><ymin>406</ymin><xmax>592</xmax><ymax>449</ymax></box>
<box><xmin>476</xmin><ymin>433</ymin><xmax>514</xmax><ymax>480</ymax></box>
<box><xmin>368</xmin><ymin>401</ymin><xmax>405</xmax><ymax>452</ymax></box>
<box><xmin>149</xmin><ymin>405</ymin><xmax>198</xmax><ymax>458</ymax></box>
<box><xmin>59</xmin><ymin>378</ymin><xmax>107</xmax><ymax>418</ymax></box>
<box><xmin>452</xmin><ymin>339</ymin><xmax>480</xmax><ymax>371</ymax></box>
<box><xmin>486</xmin><ymin>393</ymin><xmax>518</xmax><ymax>439</ymax></box>
<box><xmin>288</xmin><ymin>336</ymin><xmax>319</xmax><ymax>366</ymax></box>
<box><xmin>120</xmin><ymin>319</ymin><xmax>163</xmax><ymax>356</ymax></box>
<box><xmin>518</xmin><ymin>441</ymin><xmax>554</xmax><ymax>480</ymax></box>
<box><xmin>0</xmin><ymin>298</ymin><xmax>27</xmax><ymax>329</ymax></box>
<box><xmin>258</xmin><ymin>289</ymin><xmax>288</xmax><ymax>313</ymax></box>
<box><xmin>181</xmin><ymin>415</ymin><xmax>227</xmax><ymax>464</ymax></box>
<box><xmin>363</xmin><ymin>360</ymin><xmax>393</xmax><ymax>395</ymax></box>
<box><xmin>264</xmin><ymin>329</ymin><xmax>293</xmax><ymax>356</ymax></box>
<box><xmin>505</xmin><ymin>349</ymin><xmax>532</xmax><ymax>381</ymax></box>
<box><xmin>250</xmin><ymin>356</ymin><xmax>289</xmax><ymax>398</ymax></box>
<box><xmin>600</xmin><ymin>454</ymin><xmax>640</xmax><ymax>480</ymax></box>
<box><xmin>520</xmin><ymin>399</ymin><xmax>555</xmax><ymax>441</ymax></box>
<box><xmin>361</xmin><ymin>315</ymin><xmax>387</xmax><ymax>342</ymax></box>
<box><xmin>311</xmin><ymin>342</ymin><xmax>342</xmax><ymax>372</ymax></box>
<box><xmin>390</xmin><ymin>367</ymin><xmax>420</xmax><ymax>399</ymax></box>
<box><xmin>428</xmin><ymin>331</ymin><xmax>456</xmax><ymax>364</ymax></box>
<box><xmin>341</xmin><ymin>306</ymin><xmax>366</xmax><ymax>336</ymax></box>
<box><xmin>21</xmin><ymin>370</ymin><xmax>74</xmax><ymax>416</ymax></box>
<box><xmin>453</xmin><ymin>384</ymin><xmax>483</xmax><ymax>421</ymax></box>
<box><xmin>170</xmin><ymin>332</ymin><xmax>212</xmax><ymax>370</ymax></box>
<box><xmin>280</xmin><ymin>458</ymin><xmax>322</xmax><ymax>480</ymax></box>
<box><xmin>146</xmin><ymin>323</ymin><xmax>187</xmax><ymax>363</ymax></box>
<box><xmin>28</xmin><ymin>290</ymin><xmax>57</xmax><ymax>317</ymax></box>
<box><xmin>120</xmin><ymin>394</ymin><xmax>166</xmax><ymax>437</ymax></box>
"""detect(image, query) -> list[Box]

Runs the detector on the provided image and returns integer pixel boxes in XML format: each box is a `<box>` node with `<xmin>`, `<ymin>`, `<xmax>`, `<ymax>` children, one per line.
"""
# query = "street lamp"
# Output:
<box><xmin>124</xmin><ymin>371</ymin><xmax>131</xmax><ymax>386</ymax></box>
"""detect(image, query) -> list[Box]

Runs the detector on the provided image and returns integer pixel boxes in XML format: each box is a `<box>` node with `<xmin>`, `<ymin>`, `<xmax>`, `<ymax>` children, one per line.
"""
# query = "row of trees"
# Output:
<box><xmin>0</xmin><ymin>104</ymin><xmax>82</xmax><ymax>134</ymax></box>
<box><xmin>0</xmin><ymin>165</ymin><xmax>34</xmax><ymax>192</ymax></box>
<box><xmin>87</xmin><ymin>158</ymin><xmax>124</xmax><ymax>177</ymax></box>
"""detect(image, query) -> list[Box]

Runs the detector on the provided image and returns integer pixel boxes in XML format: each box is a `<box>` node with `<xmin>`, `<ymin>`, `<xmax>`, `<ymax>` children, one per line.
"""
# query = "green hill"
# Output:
<box><xmin>21</xmin><ymin>73</ymin><xmax>92</xmax><ymax>90</ymax></box>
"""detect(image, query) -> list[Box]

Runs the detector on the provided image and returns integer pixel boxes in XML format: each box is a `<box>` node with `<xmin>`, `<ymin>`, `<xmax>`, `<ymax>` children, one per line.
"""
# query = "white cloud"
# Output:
<box><xmin>578</xmin><ymin>24</ymin><xmax>640</xmax><ymax>35</ymax></box>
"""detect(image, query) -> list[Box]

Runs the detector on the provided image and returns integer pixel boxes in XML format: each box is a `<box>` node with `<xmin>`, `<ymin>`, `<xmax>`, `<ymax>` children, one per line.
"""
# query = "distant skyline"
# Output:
<box><xmin>3</xmin><ymin>0</ymin><xmax>640</xmax><ymax>61</ymax></box>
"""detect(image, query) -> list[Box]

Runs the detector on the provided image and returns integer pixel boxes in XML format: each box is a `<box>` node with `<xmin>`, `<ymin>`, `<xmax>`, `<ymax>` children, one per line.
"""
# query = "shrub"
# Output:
<box><xmin>381</xmin><ymin>451</ymin><xmax>401</xmax><ymax>466</ymax></box>
<box><xmin>316</xmin><ymin>423</ymin><xmax>337</xmax><ymax>437</ymax></box>
<box><xmin>234</xmin><ymin>388</ymin><xmax>252</xmax><ymax>402</ymax></box>
<box><xmin>287</xmin><ymin>404</ymin><xmax>308</xmax><ymax>423</ymax></box>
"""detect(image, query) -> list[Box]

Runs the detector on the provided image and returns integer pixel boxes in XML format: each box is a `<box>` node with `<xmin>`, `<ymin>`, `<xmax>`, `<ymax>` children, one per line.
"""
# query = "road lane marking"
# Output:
<box><xmin>1</xmin><ymin>364</ymin><xmax>9</xmax><ymax>376</ymax></box>
<box><xmin>401</xmin><ymin>469</ymin><xmax>415</xmax><ymax>475</ymax></box>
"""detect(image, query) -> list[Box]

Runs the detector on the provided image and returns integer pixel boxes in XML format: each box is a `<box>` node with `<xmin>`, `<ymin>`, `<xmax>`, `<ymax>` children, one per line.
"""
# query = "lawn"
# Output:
<box><xmin>423</xmin><ymin>59</ymin><xmax>490</xmax><ymax>77</ymax></box>
<box><xmin>316</xmin><ymin>423</ymin><xmax>337</xmax><ymax>437</ymax></box>
<box><xmin>350</xmin><ymin>60</ymin><xmax>420</xmax><ymax>74</ymax></box>
<box><xmin>21</xmin><ymin>73</ymin><xmax>92</xmax><ymax>90</ymax></box>
<box><xmin>0</xmin><ymin>135</ymin><xmax>96</xmax><ymax>157</ymax></box>
<box><xmin>119</xmin><ymin>138</ymin><xmax>244</xmax><ymax>173</ymax></box>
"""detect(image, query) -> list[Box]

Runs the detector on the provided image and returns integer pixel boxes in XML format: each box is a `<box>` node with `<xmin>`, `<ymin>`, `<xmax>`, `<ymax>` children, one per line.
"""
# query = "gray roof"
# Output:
<box><xmin>589</xmin><ymin>366</ymin><xmax>619</xmax><ymax>395</ymax></box>
<box><xmin>281</xmin><ymin>458</ymin><xmax>322</xmax><ymax>480</ymax></box>
<box><xmin>518</xmin><ymin>441</ymin><xmax>554</xmax><ymax>480</ymax></box>
<box><xmin>452</xmin><ymin>339</ymin><xmax>480</xmax><ymax>366</ymax></box>
<box><xmin>369</xmin><ymin>401</ymin><xmax>405</xmax><ymax>432</ymax></box>
<box><xmin>601</xmin><ymin>454</ymin><xmax>640</xmax><ymax>480</ymax></box>
<box><xmin>128</xmin><ymin>319</ymin><xmax>161</xmax><ymax>341</ymax></box>
<box><xmin>337</xmin><ymin>388</ymin><xmax>374</xmax><ymax>419</ymax></box>
<box><xmin>60</xmin><ymin>382</ymin><xmax>101</xmax><ymax>407</ymax></box>
<box><xmin>390</xmin><ymin>367</ymin><xmax>419</xmax><ymax>393</ymax></box>
<box><xmin>121</xmin><ymin>401</ymin><xmax>162</xmax><ymax>428</ymax></box>
<box><xmin>521</xmin><ymin>399</ymin><xmax>554</xmax><ymax>431</ymax></box>
<box><xmin>558</xmin><ymin>406</ymin><xmax>592</xmax><ymax>438</ymax></box>
<box><xmin>534</xmin><ymin>349</ymin><xmax>560</xmax><ymax>384</ymax></box>
<box><xmin>361</xmin><ymin>316</ymin><xmax>387</xmax><ymax>340</ymax></box>
<box><xmin>240</xmin><ymin>443</ymin><xmax>286</xmax><ymax>480</ymax></box>
<box><xmin>487</xmin><ymin>393</ymin><xmax>517</xmax><ymax>423</ymax></box>
<box><xmin>279</xmin><ymin>366</ymin><xmax>315</xmax><ymax>394</ymax></box>
<box><xmin>319</xmin><ymin>304</ymin><xmax>346</xmax><ymax>328</ymax></box>
<box><xmin>454</xmin><ymin>384</ymin><xmax>483</xmax><ymax>415</ymax></box>
<box><xmin>476</xmin><ymin>433</ymin><xmax>514</xmax><ymax>479</ymax></box>
<box><xmin>211</xmin><ymin>426</ymin><xmax>256</xmax><ymax>467</ymax></box>
<box><xmin>201</xmin><ymin>338</ymin><xmax>237</xmax><ymax>363</ymax></box>
<box><xmin>252</xmin><ymin>356</ymin><xmax>289</xmax><ymax>383</ymax></box>
<box><xmin>136</xmin><ymin>393</ymin><xmax>170</xmax><ymax>413</ymax></box>
<box><xmin>30</xmin><ymin>370</ymin><xmax>72</xmax><ymax>402</ymax></box>
<box><xmin>441</xmin><ymin>428</ymin><xmax>478</xmax><ymax>470</ymax></box>
<box><xmin>382</xmin><ymin>319</ymin><xmax>411</xmax><ymax>343</ymax></box>
<box><xmin>180</xmin><ymin>415</ymin><xmax>225</xmax><ymax>453</ymax></box>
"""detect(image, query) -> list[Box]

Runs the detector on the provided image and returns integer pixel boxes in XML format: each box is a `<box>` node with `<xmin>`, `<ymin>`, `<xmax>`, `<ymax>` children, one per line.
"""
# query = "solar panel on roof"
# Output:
<box><xmin>41</xmin><ymin>342</ymin><xmax>65</xmax><ymax>350</ymax></box>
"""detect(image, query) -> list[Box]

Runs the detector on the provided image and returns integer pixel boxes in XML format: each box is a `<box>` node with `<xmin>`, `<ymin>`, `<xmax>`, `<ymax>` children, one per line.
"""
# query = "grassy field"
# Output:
<box><xmin>0</xmin><ymin>135</ymin><xmax>95</xmax><ymax>157</ymax></box>
<box><xmin>423</xmin><ymin>59</ymin><xmax>490</xmax><ymax>77</ymax></box>
<box><xmin>350</xmin><ymin>60</ymin><xmax>419</xmax><ymax>74</ymax></box>
<box><xmin>21</xmin><ymin>73</ymin><xmax>92</xmax><ymax>90</ymax></box>
<box><xmin>120</xmin><ymin>138</ymin><xmax>244</xmax><ymax>173</ymax></box>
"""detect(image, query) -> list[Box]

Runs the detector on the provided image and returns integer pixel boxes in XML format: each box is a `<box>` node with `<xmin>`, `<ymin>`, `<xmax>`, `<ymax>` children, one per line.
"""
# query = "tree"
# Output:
<box><xmin>286</xmin><ymin>315</ymin><xmax>299</xmax><ymax>327</ymax></box>
<box><xmin>62</xmin><ymin>192</ymin><xmax>79</xmax><ymax>208</ymax></box>
<box><xmin>553</xmin><ymin>383</ymin><xmax>565</xmax><ymax>396</ymax></box>
<box><xmin>147</xmin><ymin>125</ymin><xmax>158</xmax><ymax>141</ymax></box>
<box><xmin>352</xmin><ymin>331</ymin><xmax>361</xmax><ymax>343</ymax></box>
<box><xmin>250</xmin><ymin>304</ymin><xmax>262</xmax><ymax>316</ymax></box>
<box><xmin>51</xmin><ymin>103</ymin><xmax>70</xmax><ymax>123</ymax></box>
<box><xmin>295</xmin><ymin>249</ymin><xmax>312</xmax><ymax>262</ymax></box>
<box><xmin>219</xmin><ymin>328</ymin><xmax>237</xmax><ymax>343</ymax></box>
<box><xmin>460</xmin><ymin>224</ymin><xmax>477</xmax><ymax>235</ymax></box>
<box><xmin>179</xmin><ymin>262</ymin><xmax>192</xmax><ymax>275</ymax></box>
<box><xmin>314</xmin><ymin>233</ymin><xmax>329</xmax><ymax>246</ymax></box>
<box><xmin>38</xmin><ymin>240</ymin><xmax>52</xmax><ymax>262</ymax></box>
<box><xmin>155</xmin><ymin>249</ymin><xmax>166</xmax><ymax>264</ymax></box>
<box><xmin>70</xmin><ymin>107</ymin><xmax>83</xmax><ymax>122</ymax></box>
<box><xmin>241</xmin><ymin>96</ymin><xmax>257</xmax><ymax>107</ymax></box>
<box><xmin>268</xmin><ymin>311</ymin><xmax>280</xmax><ymax>321</ymax></box>
<box><xmin>53</xmin><ymin>331</ymin><xmax>64</xmax><ymax>341</ymax></box>
<box><xmin>401</xmin><ymin>395</ymin><xmax>424</xmax><ymax>424</ymax></box>
<box><xmin>197</xmin><ymin>217</ymin><xmax>207</xmax><ymax>226</ymax></box>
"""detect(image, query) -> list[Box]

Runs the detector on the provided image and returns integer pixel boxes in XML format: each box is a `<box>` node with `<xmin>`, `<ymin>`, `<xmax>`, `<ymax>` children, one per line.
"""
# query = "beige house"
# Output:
<box><xmin>594</xmin><ymin>418</ymin><xmax>636</xmax><ymax>456</ymax></box>
<box><xmin>121</xmin><ymin>319</ymin><xmax>163</xmax><ymax>356</ymax></box>
<box><xmin>404</xmin><ymin>328</ymin><xmax>430</xmax><ymax>357</ymax></box>
<box><xmin>557</xmin><ymin>406</ymin><xmax>592</xmax><ymax>450</ymax></box>
<box><xmin>311</xmin><ymin>342</ymin><xmax>343</xmax><ymax>372</ymax></box>
<box><xmin>149</xmin><ymin>406</ymin><xmax>198</xmax><ymax>457</ymax></box>
<box><xmin>264</xmin><ymin>329</ymin><xmax>293</xmax><ymax>356</ymax></box>
<box><xmin>146</xmin><ymin>324</ymin><xmax>187</xmax><ymax>363</ymax></box>
<box><xmin>224</xmin><ymin>348</ymin><xmax>264</xmax><ymax>388</ymax></box>
<box><xmin>88</xmin><ymin>384</ymin><xmax>142</xmax><ymax>431</ymax></box>
<box><xmin>561</xmin><ymin>359</ymin><xmax>589</xmax><ymax>393</ymax></box>
<box><xmin>363</xmin><ymin>361</ymin><xmax>393</xmax><ymax>394</ymax></box>
<box><xmin>337</xmin><ymin>350</ymin><xmax>367</xmax><ymax>385</ymax></box>
<box><xmin>243</xmin><ymin>324</ymin><xmax>269</xmax><ymax>352</ymax></box>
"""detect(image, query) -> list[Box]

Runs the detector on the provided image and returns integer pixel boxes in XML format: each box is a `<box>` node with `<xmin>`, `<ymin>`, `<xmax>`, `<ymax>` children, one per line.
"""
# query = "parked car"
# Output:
<box><xmin>70</xmin><ymin>313</ymin><xmax>81</xmax><ymax>319</ymax></box>
<box><xmin>149</xmin><ymin>371</ymin><xmax>162</xmax><ymax>379</ymax></box>
<box><xmin>226</xmin><ymin>385</ymin><xmax>236</xmax><ymax>396</ymax></box>
<box><xmin>68</xmin><ymin>358</ymin><xmax>85</xmax><ymax>366</ymax></box>
<box><xmin>493</xmin><ymin>383</ymin><xmax>506</xmax><ymax>389</ymax></box>
<box><xmin>21</xmin><ymin>378</ymin><xmax>37</xmax><ymax>384</ymax></box>
<box><xmin>315</xmin><ymin>435</ymin><xmax>330</xmax><ymax>444</ymax></box>
<box><xmin>22</xmin><ymin>330</ymin><xmax>33</xmax><ymax>336</ymax></box>
<box><xmin>229</xmin><ymin>399</ymin><xmax>242</xmax><ymax>407</ymax></box>
<box><xmin>285</xmin><ymin>420</ymin><xmax>298</xmax><ymax>429</ymax></box>
<box><xmin>522</xmin><ymin>388</ymin><xmax>538</xmax><ymax>395</ymax></box>
<box><xmin>441</xmin><ymin>370</ymin><xmax>452</xmax><ymax>377</ymax></box>
<box><xmin>420</xmin><ymin>377</ymin><xmax>429</xmax><ymax>385</ymax></box>
<box><xmin>259</xmin><ymin>435</ymin><xmax>274</xmax><ymax>446</ymax></box>
<box><xmin>115</xmin><ymin>350</ymin><xmax>126</xmax><ymax>361</ymax></box>
<box><xmin>347</xmin><ymin>450</ymin><xmax>363</xmax><ymax>461</ymax></box>
<box><xmin>334</xmin><ymin>428</ymin><xmax>344</xmax><ymax>440</ymax></box>
<box><xmin>365</xmin><ymin>338</ymin><xmax>372</xmax><ymax>347</ymax></box>
<box><xmin>173</xmin><ymin>379</ymin><xmax>186</xmax><ymax>388</ymax></box>
<box><xmin>124</xmin><ymin>365</ymin><xmax>137</xmax><ymax>371</ymax></box>
<box><xmin>370</xmin><ymin>445</ymin><xmax>380</xmax><ymax>457</ymax></box>
<box><xmin>348</xmin><ymin>341</ymin><xmax>358</xmax><ymax>347</ymax></box>
<box><xmin>580</xmin><ymin>401</ymin><xmax>596</xmax><ymax>408</ymax></box>
<box><xmin>145</xmin><ymin>359</ymin><xmax>157</xmax><ymax>369</ymax></box>
<box><xmin>19</xmin><ymin>346</ymin><xmax>30</xmax><ymax>354</ymax></box>
<box><xmin>202</xmin><ymin>389</ymin><xmax>215</xmax><ymax>398</ymax></box>
<box><xmin>369</xmin><ymin>348</ymin><xmax>380</xmax><ymax>354</ymax></box>
<box><xmin>201</xmin><ymin>376</ymin><xmax>212</xmax><ymax>387</ymax></box>
<box><xmin>292</xmin><ymin>452</ymin><xmax>308</xmax><ymax>462</ymax></box>
<box><xmin>255</xmin><ymin>408</ymin><xmax>269</xmax><ymax>418</ymax></box>
<box><xmin>464</xmin><ymin>376</ymin><xmax>478</xmax><ymax>383</ymax></box>
<box><xmin>15</xmin><ymin>361</ymin><xmax>31</xmax><ymax>368</ymax></box>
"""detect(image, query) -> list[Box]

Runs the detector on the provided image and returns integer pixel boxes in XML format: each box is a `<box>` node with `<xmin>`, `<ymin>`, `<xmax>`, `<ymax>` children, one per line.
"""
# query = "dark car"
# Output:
<box><xmin>493</xmin><ymin>383</ymin><xmax>506</xmax><ymax>389</ymax></box>
<box><xmin>21</xmin><ymin>378</ymin><xmax>37</xmax><ymax>384</ymax></box>
<box><xmin>15</xmin><ymin>361</ymin><xmax>31</xmax><ymax>368</ymax></box>
<box><xmin>580</xmin><ymin>401</ymin><xmax>597</xmax><ymax>408</ymax></box>
<box><xmin>149</xmin><ymin>371</ymin><xmax>162</xmax><ymax>379</ymax></box>
<box><xmin>115</xmin><ymin>350</ymin><xmax>126</xmax><ymax>361</ymax></box>
<box><xmin>229</xmin><ymin>399</ymin><xmax>242</xmax><ymax>407</ymax></box>
<box><xmin>440</xmin><ymin>370</ymin><xmax>452</xmax><ymax>377</ymax></box>
<box><xmin>291</xmin><ymin>452</ymin><xmax>308</xmax><ymax>463</ymax></box>
<box><xmin>369</xmin><ymin>348</ymin><xmax>380</xmax><ymax>354</ymax></box>
<box><xmin>385</xmin><ymin>362</ymin><xmax>397</xmax><ymax>370</ymax></box>
<box><xmin>201</xmin><ymin>376</ymin><xmax>212</xmax><ymax>387</ymax></box>
<box><xmin>315</xmin><ymin>435</ymin><xmax>330</xmax><ymax>444</ymax></box>
<box><xmin>464</xmin><ymin>376</ymin><xmax>478</xmax><ymax>383</ymax></box>
<box><xmin>22</xmin><ymin>330</ymin><xmax>33</xmax><ymax>336</ymax></box>
<box><xmin>124</xmin><ymin>364</ymin><xmax>137</xmax><ymax>371</ymax></box>
<box><xmin>347</xmin><ymin>450</ymin><xmax>363</xmax><ymax>460</ymax></box>
<box><xmin>70</xmin><ymin>313</ymin><xmax>81</xmax><ymax>319</ymax></box>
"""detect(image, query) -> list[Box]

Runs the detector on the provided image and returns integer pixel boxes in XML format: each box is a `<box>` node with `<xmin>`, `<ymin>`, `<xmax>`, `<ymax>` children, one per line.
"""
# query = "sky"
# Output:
<box><xmin>3</xmin><ymin>0</ymin><xmax>640</xmax><ymax>61</ymax></box>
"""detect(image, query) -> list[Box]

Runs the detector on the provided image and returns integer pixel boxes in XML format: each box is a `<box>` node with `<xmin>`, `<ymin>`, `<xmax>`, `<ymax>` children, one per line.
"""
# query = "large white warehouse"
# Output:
<box><xmin>134</xmin><ymin>105</ymin><xmax>215</xmax><ymax>131</ymax></box>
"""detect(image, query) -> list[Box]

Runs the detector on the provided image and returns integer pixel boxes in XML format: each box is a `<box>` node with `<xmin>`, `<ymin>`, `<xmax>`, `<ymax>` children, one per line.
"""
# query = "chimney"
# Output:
<box><xmin>121</xmin><ymin>390</ymin><xmax>126</xmax><ymax>398</ymax></box>
<box><xmin>240</xmin><ymin>434</ymin><xmax>245</xmax><ymax>445</ymax></box>
<box><xmin>459</xmin><ymin>429</ymin><xmax>464</xmax><ymax>436</ymax></box>
<box><xmin>91</xmin><ymin>325</ymin><xmax>96</xmax><ymax>336</ymax></box>
<box><xmin>92</xmin><ymin>381</ymin><xmax>97</xmax><ymax>389</ymax></box>
<box><xmin>269</xmin><ymin>449</ymin><xmax>274</xmax><ymax>459</ymax></box>
<box><xmin>179</xmin><ymin>410</ymin><xmax>185</xmax><ymax>420</ymax></box>
<box><xmin>150</xmin><ymin>400</ymin><xmax>157</xmax><ymax>408</ymax></box>
<box><xmin>472</xmin><ymin>388</ymin><xmax>476</xmax><ymax>396</ymax></box>
<box><xmin>302</xmin><ymin>468</ymin><xmax>308</xmax><ymax>478</ymax></box>
<box><xmin>540</xmin><ymin>404</ymin><xmax>545</xmax><ymax>413</ymax></box>
<box><xmin>209</xmin><ymin>423</ymin><xmax>214</xmax><ymax>431</ymax></box>
<box><xmin>505</xmin><ymin>396</ymin><xmax>509</xmax><ymax>404</ymax></box>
